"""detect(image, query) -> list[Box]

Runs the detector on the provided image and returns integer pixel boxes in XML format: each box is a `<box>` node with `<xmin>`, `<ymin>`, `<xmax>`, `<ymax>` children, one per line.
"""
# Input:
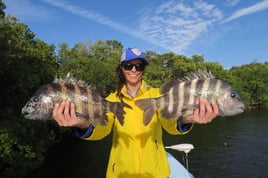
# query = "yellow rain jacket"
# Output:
<box><xmin>83</xmin><ymin>80</ymin><xmax>192</xmax><ymax>178</ymax></box>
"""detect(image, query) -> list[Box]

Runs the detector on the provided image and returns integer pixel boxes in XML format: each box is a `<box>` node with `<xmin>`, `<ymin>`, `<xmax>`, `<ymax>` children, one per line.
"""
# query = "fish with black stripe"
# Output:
<box><xmin>135</xmin><ymin>70</ymin><xmax>245</xmax><ymax>125</ymax></box>
<box><xmin>21</xmin><ymin>74</ymin><xmax>131</xmax><ymax>126</ymax></box>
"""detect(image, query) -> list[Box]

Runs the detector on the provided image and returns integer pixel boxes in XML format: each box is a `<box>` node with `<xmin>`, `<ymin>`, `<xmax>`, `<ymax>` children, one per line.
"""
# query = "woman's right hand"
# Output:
<box><xmin>52</xmin><ymin>100</ymin><xmax>91</xmax><ymax>129</ymax></box>
<box><xmin>181</xmin><ymin>98</ymin><xmax>219</xmax><ymax>125</ymax></box>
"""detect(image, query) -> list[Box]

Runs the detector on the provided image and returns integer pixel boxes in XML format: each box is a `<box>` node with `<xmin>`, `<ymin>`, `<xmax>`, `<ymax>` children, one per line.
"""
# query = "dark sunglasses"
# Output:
<box><xmin>122</xmin><ymin>63</ymin><xmax>145</xmax><ymax>71</ymax></box>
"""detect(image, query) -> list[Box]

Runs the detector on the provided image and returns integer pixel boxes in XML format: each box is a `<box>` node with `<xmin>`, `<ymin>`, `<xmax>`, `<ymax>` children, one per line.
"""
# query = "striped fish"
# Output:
<box><xmin>135</xmin><ymin>70</ymin><xmax>245</xmax><ymax>125</ymax></box>
<box><xmin>22</xmin><ymin>74</ymin><xmax>131</xmax><ymax>126</ymax></box>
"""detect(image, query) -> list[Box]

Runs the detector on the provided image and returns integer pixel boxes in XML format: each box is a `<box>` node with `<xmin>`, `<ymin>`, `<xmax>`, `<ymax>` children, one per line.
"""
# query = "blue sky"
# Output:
<box><xmin>4</xmin><ymin>0</ymin><xmax>268</xmax><ymax>69</ymax></box>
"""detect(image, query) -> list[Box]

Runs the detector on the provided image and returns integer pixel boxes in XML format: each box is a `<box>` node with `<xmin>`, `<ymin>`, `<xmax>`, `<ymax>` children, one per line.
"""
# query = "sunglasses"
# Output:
<box><xmin>122</xmin><ymin>63</ymin><xmax>145</xmax><ymax>71</ymax></box>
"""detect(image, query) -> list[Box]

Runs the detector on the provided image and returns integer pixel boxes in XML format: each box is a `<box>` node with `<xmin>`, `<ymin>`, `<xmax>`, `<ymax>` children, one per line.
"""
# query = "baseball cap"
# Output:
<box><xmin>120</xmin><ymin>48</ymin><xmax>148</xmax><ymax>65</ymax></box>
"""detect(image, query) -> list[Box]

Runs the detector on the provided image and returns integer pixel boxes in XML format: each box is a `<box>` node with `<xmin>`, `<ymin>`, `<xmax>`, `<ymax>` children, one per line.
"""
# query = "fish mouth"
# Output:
<box><xmin>238</xmin><ymin>108</ymin><xmax>244</xmax><ymax>113</ymax></box>
<box><xmin>240</xmin><ymin>105</ymin><xmax>245</xmax><ymax>110</ymax></box>
<box><xmin>236</xmin><ymin>105</ymin><xmax>245</xmax><ymax>114</ymax></box>
<box><xmin>21</xmin><ymin>108</ymin><xmax>29</xmax><ymax>115</ymax></box>
<box><xmin>22</xmin><ymin>113</ymin><xmax>31</xmax><ymax>119</ymax></box>
<box><xmin>22</xmin><ymin>112</ymin><xmax>44</xmax><ymax>120</ymax></box>
<box><xmin>237</xmin><ymin>102</ymin><xmax>245</xmax><ymax>111</ymax></box>
<box><xmin>21</xmin><ymin>108</ymin><xmax>37</xmax><ymax>120</ymax></box>
<box><xmin>21</xmin><ymin>110</ymin><xmax>32</xmax><ymax>119</ymax></box>
<box><xmin>222</xmin><ymin>104</ymin><xmax>245</xmax><ymax>116</ymax></box>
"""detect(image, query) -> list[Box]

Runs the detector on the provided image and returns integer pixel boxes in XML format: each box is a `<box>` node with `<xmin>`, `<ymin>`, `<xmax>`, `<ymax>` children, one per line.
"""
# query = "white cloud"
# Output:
<box><xmin>42</xmin><ymin>0</ymin><xmax>224</xmax><ymax>53</ymax></box>
<box><xmin>42</xmin><ymin>0</ymin><xmax>143</xmax><ymax>38</ymax></box>
<box><xmin>224</xmin><ymin>0</ymin><xmax>268</xmax><ymax>22</ymax></box>
<box><xmin>137</xmin><ymin>1</ymin><xmax>223</xmax><ymax>52</ymax></box>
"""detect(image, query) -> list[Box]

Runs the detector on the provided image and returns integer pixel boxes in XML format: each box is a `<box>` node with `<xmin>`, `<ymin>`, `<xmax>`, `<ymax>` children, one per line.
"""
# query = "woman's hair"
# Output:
<box><xmin>116</xmin><ymin>64</ymin><xmax>125</xmax><ymax>100</ymax></box>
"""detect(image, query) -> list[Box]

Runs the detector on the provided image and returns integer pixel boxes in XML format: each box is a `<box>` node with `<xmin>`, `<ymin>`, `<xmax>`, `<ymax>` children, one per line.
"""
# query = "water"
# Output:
<box><xmin>165</xmin><ymin>109</ymin><xmax>268</xmax><ymax>178</ymax></box>
<box><xmin>28</xmin><ymin>110</ymin><xmax>268</xmax><ymax>178</ymax></box>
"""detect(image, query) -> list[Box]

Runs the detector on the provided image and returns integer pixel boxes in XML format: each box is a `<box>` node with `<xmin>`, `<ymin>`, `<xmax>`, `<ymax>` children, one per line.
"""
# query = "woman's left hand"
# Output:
<box><xmin>182</xmin><ymin>98</ymin><xmax>219</xmax><ymax>124</ymax></box>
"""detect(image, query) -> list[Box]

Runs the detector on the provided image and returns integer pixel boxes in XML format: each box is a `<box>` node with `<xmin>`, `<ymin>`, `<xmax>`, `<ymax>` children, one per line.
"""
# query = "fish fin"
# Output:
<box><xmin>96</xmin><ymin>114</ymin><xmax>108</xmax><ymax>126</ymax></box>
<box><xmin>135</xmin><ymin>98</ymin><xmax>157</xmax><ymax>125</ymax></box>
<box><xmin>179</xmin><ymin>70</ymin><xmax>215</xmax><ymax>82</ymax></box>
<box><xmin>192</xmin><ymin>104</ymin><xmax>199</xmax><ymax>109</ymax></box>
<box><xmin>181</xmin><ymin>104</ymin><xmax>199</xmax><ymax>117</ymax></box>
<box><xmin>143</xmin><ymin>107</ymin><xmax>156</xmax><ymax>125</ymax></box>
<box><xmin>160</xmin><ymin>109</ymin><xmax>175</xmax><ymax>119</ymax></box>
<box><xmin>76</xmin><ymin>112</ymin><xmax>98</xmax><ymax>126</ymax></box>
<box><xmin>92</xmin><ymin>111</ymin><xmax>109</xmax><ymax>126</ymax></box>
<box><xmin>114</xmin><ymin>102</ymin><xmax>132</xmax><ymax>126</ymax></box>
<box><xmin>76</xmin><ymin>112</ymin><xmax>89</xmax><ymax>120</ymax></box>
<box><xmin>76</xmin><ymin>112</ymin><xmax>107</xmax><ymax>126</ymax></box>
<box><xmin>75</xmin><ymin>112</ymin><xmax>95</xmax><ymax>126</ymax></box>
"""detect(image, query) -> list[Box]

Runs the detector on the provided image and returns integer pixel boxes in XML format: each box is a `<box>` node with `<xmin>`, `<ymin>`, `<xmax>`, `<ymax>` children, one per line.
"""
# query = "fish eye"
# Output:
<box><xmin>231</xmin><ymin>92</ymin><xmax>236</xmax><ymax>98</ymax></box>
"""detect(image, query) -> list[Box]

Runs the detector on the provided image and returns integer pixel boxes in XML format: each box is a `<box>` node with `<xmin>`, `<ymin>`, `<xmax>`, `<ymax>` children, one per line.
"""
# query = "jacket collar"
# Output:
<box><xmin>121</xmin><ymin>80</ymin><xmax>150</xmax><ymax>99</ymax></box>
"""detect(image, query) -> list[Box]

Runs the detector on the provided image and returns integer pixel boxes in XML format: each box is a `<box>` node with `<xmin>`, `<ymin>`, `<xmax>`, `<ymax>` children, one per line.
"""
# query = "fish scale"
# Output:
<box><xmin>22</xmin><ymin>74</ymin><xmax>131</xmax><ymax>126</ymax></box>
<box><xmin>135</xmin><ymin>70</ymin><xmax>245</xmax><ymax>125</ymax></box>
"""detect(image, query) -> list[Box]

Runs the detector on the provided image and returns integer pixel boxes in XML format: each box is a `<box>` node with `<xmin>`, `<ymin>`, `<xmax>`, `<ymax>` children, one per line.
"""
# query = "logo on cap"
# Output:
<box><xmin>131</xmin><ymin>48</ymin><xmax>142</xmax><ymax>56</ymax></box>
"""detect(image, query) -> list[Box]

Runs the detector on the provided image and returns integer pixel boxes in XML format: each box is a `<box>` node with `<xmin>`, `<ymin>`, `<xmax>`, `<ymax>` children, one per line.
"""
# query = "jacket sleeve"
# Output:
<box><xmin>177</xmin><ymin>117</ymin><xmax>193</xmax><ymax>132</ymax></box>
<box><xmin>75</xmin><ymin>125</ymin><xmax>94</xmax><ymax>138</ymax></box>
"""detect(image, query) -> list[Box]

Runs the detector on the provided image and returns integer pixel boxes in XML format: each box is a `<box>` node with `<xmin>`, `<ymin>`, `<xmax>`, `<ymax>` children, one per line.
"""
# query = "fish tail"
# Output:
<box><xmin>117</xmin><ymin>102</ymin><xmax>132</xmax><ymax>125</ymax></box>
<box><xmin>107</xmin><ymin>101</ymin><xmax>132</xmax><ymax>126</ymax></box>
<box><xmin>135</xmin><ymin>98</ymin><xmax>158</xmax><ymax>125</ymax></box>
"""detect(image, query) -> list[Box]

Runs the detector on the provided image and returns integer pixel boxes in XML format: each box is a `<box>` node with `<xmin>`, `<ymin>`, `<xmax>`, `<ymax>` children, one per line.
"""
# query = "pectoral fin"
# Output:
<box><xmin>76</xmin><ymin>112</ymin><xmax>89</xmax><ymax>120</ymax></box>
<box><xmin>181</xmin><ymin>104</ymin><xmax>199</xmax><ymax>117</ymax></box>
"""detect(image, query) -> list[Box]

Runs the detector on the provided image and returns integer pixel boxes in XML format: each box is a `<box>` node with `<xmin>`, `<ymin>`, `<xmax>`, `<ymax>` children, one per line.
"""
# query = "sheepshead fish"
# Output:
<box><xmin>135</xmin><ymin>70</ymin><xmax>245</xmax><ymax>125</ymax></box>
<box><xmin>22</xmin><ymin>74</ymin><xmax>131</xmax><ymax>126</ymax></box>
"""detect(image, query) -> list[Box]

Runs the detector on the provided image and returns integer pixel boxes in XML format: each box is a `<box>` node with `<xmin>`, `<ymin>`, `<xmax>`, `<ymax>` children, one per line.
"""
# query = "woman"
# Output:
<box><xmin>53</xmin><ymin>48</ymin><xmax>219</xmax><ymax>178</ymax></box>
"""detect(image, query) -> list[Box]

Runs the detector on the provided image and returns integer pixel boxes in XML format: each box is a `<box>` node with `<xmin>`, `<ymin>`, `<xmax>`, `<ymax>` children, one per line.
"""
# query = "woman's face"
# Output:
<box><xmin>121</xmin><ymin>59</ymin><xmax>145</xmax><ymax>86</ymax></box>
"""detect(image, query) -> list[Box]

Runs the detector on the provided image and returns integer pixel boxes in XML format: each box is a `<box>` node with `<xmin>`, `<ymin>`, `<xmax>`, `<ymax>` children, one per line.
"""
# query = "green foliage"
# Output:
<box><xmin>0</xmin><ymin>116</ymin><xmax>56</xmax><ymax>178</ymax></box>
<box><xmin>143</xmin><ymin>52</ymin><xmax>170</xmax><ymax>87</ymax></box>
<box><xmin>0</xmin><ymin>0</ymin><xmax>5</xmax><ymax>18</ymax></box>
<box><xmin>0</xmin><ymin>12</ymin><xmax>59</xmax><ymax>178</ymax></box>
<box><xmin>229</xmin><ymin>62</ymin><xmax>268</xmax><ymax>108</ymax></box>
<box><xmin>0</xmin><ymin>15</ymin><xmax>57</xmax><ymax>112</ymax></box>
<box><xmin>56</xmin><ymin>40</ymin><xmax>123</xmax><ymax>96</ymax></box>
<box><xmin>0</xmin><ymin>109</ymin><xmax>70</xmax><ymax>178</ymax></box>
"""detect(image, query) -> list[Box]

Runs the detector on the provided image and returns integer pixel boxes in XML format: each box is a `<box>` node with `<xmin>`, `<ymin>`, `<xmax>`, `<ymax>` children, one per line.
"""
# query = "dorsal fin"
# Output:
<box><xmin>160</xmin><ymin>70</ymin><xmax>214</xmax><ymax>94</ymax></box>
<box><xmin>53</xmin><ymin>73</ymin><xmax>89</xmax><ymax>88</ymax></box>
<box><xmin>53</xmin><ymin>73</ymin><xmax>105</xmax><ymax>97</ymax></box>
<box><xmin>178</xmin><ymin>70</ymin><xmax>215</xmax><ymax>82</ymax></box>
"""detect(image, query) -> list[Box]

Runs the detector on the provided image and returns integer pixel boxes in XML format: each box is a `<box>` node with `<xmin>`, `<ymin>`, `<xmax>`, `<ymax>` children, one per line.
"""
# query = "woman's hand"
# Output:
<box><xmin>52</xmin><ymin>100</ymin><xmax>91</xmax><ymax>129</ymax></box>
<box><xmin>182</xmin><ymin>98</ymin><xmax>219</xmax><ymax>125</ymax></box>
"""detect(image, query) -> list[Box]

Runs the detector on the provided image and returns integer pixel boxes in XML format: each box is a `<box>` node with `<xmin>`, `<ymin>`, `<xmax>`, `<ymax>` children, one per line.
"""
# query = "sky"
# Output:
<box><xmin>4</xmin><ymin>0</ymin><xmax>268</xmax><ymax>69</ymax></box>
